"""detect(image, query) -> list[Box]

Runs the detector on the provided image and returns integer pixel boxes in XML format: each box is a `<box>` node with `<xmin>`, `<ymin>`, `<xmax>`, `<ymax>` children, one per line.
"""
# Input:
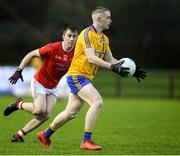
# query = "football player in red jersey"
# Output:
<box><xmin>4</xmin><ymin>24</ymin><xmax>78</xmax><ymax>142</ymax></box>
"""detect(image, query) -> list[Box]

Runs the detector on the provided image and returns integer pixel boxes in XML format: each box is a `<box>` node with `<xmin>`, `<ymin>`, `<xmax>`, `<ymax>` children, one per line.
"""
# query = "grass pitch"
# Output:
<box><xmin>0</xmin><ymin>96</ymin><xmax>179</xmax><ymax>155</ymax></box>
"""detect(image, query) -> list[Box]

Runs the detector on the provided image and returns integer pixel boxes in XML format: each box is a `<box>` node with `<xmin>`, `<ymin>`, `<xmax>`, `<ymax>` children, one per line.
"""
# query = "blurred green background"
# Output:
<box><xmin>94</xmin><ymin>69</ymin><xmax>180</xmax><ymax>99</ymax></box>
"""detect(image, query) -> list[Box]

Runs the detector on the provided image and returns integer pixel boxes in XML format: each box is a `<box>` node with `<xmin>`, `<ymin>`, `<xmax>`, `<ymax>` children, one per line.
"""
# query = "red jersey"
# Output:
<box><xmin>34</xmin><ymin>41</ymin><xmax>74</xmax><ymax>89</ymax></box>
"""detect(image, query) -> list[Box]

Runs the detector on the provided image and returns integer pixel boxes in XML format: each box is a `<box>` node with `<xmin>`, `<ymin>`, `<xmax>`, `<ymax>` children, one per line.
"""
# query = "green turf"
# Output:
<box><xmin>0</xmin><ymin>96</ymin><xmax>180</xmax><ymax>155</ymax></box>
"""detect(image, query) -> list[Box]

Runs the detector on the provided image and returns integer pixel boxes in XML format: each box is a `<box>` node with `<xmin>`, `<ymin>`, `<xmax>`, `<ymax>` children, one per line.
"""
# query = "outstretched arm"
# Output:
<box><xmin>9</xmin><ymin>50</ymin><xmax>40</xmax><ymax>84</ymax></box>
<box><xmin>18</xmin><ymin>50</ymin><xmax>39</xmax><ymax>69</ymax></box>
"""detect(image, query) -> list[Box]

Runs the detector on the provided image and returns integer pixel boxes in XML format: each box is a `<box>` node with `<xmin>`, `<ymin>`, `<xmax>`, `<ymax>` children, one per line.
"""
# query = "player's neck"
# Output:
<box><xmin>92</xmin><ymin>24</ymin><xmax>102</xmax><ymax>33</ymax></box>
<box><xmin>62</xmin><ymin>41</ymin><xmax>73</xmax><ymax>52</ymax></box>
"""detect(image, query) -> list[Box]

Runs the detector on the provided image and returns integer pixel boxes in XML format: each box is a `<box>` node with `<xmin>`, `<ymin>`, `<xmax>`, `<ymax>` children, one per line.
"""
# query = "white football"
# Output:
<box><xmin>119</xmin><ymin>58</ymin><xmax>136</xmax><ymax>76</ymax></box>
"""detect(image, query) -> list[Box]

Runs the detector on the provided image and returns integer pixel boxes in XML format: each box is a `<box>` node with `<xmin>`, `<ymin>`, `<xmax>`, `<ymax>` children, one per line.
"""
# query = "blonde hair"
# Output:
<box><xmin>92</xmin><ymin>6</ymin><xmax>110</xmax><ymax>21</ymax></box>
<box><xmin>92</xmin><ymin>6</ymin><xmax>110</xmax><ymax>15</ymax></box>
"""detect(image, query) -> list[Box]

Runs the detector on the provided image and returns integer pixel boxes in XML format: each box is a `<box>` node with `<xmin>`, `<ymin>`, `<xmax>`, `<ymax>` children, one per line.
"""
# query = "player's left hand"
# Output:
<box><xmin>9</xmin><ymin>68</ymin><xmax>24</xmax><ymax>84</ymax></box>
<box><xmin>110</xmin><ymin>60</ymin><xmax>130</xmax><ymax>77</ymax></box>
<box><xmin>133</xmin><ymin>66</ymin><xmax>147</xmax><ymax>82</ymax></box>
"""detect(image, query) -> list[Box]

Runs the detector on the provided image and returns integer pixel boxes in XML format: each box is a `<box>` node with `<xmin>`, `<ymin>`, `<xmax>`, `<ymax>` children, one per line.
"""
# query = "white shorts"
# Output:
<box><xmin>31</xmin><ymin>78</ymin><xmax>59</xmax><ymax>98</ymax></box>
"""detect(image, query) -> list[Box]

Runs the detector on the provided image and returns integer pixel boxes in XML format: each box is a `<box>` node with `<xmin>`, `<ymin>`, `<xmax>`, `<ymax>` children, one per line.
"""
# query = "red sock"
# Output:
<box><xmin>17</xmin><ymin>129</ymin><xmax>27</xmax><ymax>137</ymax></box>
<box><xmin>16</xmin><ymin>101</ymin><xmax>23</xmax><ymax>109</ymax></box>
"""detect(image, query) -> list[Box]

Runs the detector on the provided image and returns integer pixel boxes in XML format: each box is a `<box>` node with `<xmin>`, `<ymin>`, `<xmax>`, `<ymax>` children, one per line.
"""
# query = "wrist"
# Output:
<box><xmin>17</xmin><ymin>68</ymin><xmax>23</xmax><ymax>72</ymax></box>
<box><xmin>108</xmin><ymin>64</ymin><xmax>112</xmax><ymax>70</ymax></box>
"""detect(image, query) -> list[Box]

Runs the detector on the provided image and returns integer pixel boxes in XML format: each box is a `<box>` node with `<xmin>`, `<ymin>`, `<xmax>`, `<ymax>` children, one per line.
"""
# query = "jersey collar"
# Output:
<box><xmin>90</xmin><ymin>25</ymin><xmax>97</xmax><ymax>33</ymax></box>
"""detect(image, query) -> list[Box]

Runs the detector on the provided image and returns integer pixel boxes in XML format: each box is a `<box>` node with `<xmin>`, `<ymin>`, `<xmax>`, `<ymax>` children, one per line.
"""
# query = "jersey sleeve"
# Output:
<box><xmin>38</xmin><ymin>44</ymin><xmax>52</xmax><ymax>56</ymax></box>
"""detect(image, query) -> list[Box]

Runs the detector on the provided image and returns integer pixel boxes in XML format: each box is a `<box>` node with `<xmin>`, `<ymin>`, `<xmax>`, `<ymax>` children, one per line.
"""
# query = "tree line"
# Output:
<box><xmin>0</xmin><ymin>0</ymin><xmax>179</xmax><ymax>69</ymax></box>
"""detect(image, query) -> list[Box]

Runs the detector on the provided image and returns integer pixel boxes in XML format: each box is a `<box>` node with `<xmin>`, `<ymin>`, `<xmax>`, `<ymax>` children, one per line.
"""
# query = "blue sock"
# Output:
<box><xmin>84</xmin><ymin>132</ymin><xmax>92</xmax><ymax>141</ymax></box>
<box><xmin>43</xmin><ymin>127</ymin><xmax>55</xmax><ymax>138</ymax></box>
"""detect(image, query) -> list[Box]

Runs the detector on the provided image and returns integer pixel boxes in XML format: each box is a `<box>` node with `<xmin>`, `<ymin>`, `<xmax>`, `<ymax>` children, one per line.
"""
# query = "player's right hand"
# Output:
<box><xmin>9</xmin><ymin>68</ymin><xmax>24</xmax><ymax>84</ymax></box>
<box><xmin>133</xmin><ymin>65</ymin><xmax>147</xmax><ymax>82</ymax></box>
<box><xmin>110</xmin><ymin>60</ymin><xmax>130</xmax><ymax>77</ymax></box>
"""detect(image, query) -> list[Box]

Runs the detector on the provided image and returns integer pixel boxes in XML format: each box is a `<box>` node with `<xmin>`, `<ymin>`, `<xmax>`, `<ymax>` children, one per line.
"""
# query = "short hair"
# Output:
<box><xmin>62</xmin><ymin>24</ymin><xmax>78</xmax><ymax>34</ymax></box>
<box><xmin>92</xmin><ymin>6</ymin><xmax>110</xmax><ymax>16</ymax></box>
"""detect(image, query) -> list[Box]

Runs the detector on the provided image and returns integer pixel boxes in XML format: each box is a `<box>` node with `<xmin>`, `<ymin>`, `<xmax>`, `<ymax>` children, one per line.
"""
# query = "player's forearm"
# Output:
<box><xmin>107</xmin><ymin>57</ymin><xmax>118</xmax><ymax>64</ymax></box>
<box><xmin>104</xmin><ymin>52</ymin><xmax>119</xmax><ymax>64</ymax></box>
<box><xmin>113</xmin><ymin>58</ymin><xmax>119</xmax><ymax>63</ymax></box>
<box><xmin>88</xmin><ymin>55</ymin><xmax>111</xmax><ymax>69</ymax></box>
<box><xmin>18</xmin><ymin>50</ymin><xmax>37</xmax><ymax>69</ymax></box>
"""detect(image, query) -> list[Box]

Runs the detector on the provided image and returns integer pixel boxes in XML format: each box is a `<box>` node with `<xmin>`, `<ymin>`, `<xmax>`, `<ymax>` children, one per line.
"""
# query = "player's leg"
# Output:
<box><xmin>37</xmin><ymin>93</ymin><xmax>83</xmax><ymax>148</ymax></box>
<box><xmin>3</xmin><ymin>98</ymin><xmax>44</xmax><ymax>116</ymax></box>
<box><xmin>49</xmin><ymin>93</ymin><xmax>83</xmax><ymax>129</ymax></box>
<box><xmin>13</xmin><ymin>94</ymin><xmax>57</xmax><ymax>143</ymax></box>
<box><xmin>21</xmin><ymin>94</ymin><xmax>49</xmax><ymax>132</ymax></box>
<box><xmin>11</xmin><ymin>94</ymin><xmax>48</xmax><ymax>142</ymax></box>
<box><xmin>4</xmin><ymin>78</ymin><xmax>47</xmax><ymax>116</ymax></box>
<box><xmin>78</xmin><ymin>83</ymin><xmax>103</xmax><ymax>150</ymax></box>
<box><xmin>63</xmin><ymin>75</ymin><xmax>103</xmax><ymax>150</ymax></box>
<box><xmin>78</xmin><ymin>84</ymin><xmax>103</xmax><ymax>130</ymax></box>
<box><xmin>36</xmin><ymin>94</ymin><xmax>58</xmax><ymax>147</ymax></box>
<box><xmin>45</xmin><ymin>94</ymin><xmax>57</xmax><ymax>116</ymax></box>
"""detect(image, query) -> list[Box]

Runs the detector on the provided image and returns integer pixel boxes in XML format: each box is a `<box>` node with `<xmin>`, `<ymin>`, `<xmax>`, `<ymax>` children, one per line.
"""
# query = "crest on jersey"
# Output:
<box><xmin>55</xmin><ymin>55</ymin><xmax>62</xmax><ymax>60</ymax></box>
<box><xmin>63</xmin><ymin>55</ymin><xmax>68</xmax><ymax>61</ymax></box>
<box><xmin>100</xmin><ymin>37</ymin><xmax>105</xmax><ymax>44</ymax></box>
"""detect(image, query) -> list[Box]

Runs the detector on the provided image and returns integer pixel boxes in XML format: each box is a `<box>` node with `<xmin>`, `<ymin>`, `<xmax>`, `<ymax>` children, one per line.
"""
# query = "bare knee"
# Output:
<box><xmin>93</xmin><ymin>99</ymin><xmax>103</xmax><ymax>109</ymax></box>
<box><xmin>37</xmin><ymin>113</ymin><xmax>51</xmax><ymax>121</ymax></box>
<box><xmin>33</xmin><ymin>108</ymin><xmax>46</xmax><ymax>115</ymax></box>
<box><xmin>42</xmin><ymin>113</ymin><xmax>51</xmax><ymax>120</ymax></box>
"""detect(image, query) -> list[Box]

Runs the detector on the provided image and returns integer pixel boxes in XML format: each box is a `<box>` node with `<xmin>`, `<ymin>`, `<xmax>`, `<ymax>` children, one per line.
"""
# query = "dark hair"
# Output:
<box><xmin>62</xmin><ymin>24</ymin><xmax>78</xmax><ymax>34</ymax></box>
